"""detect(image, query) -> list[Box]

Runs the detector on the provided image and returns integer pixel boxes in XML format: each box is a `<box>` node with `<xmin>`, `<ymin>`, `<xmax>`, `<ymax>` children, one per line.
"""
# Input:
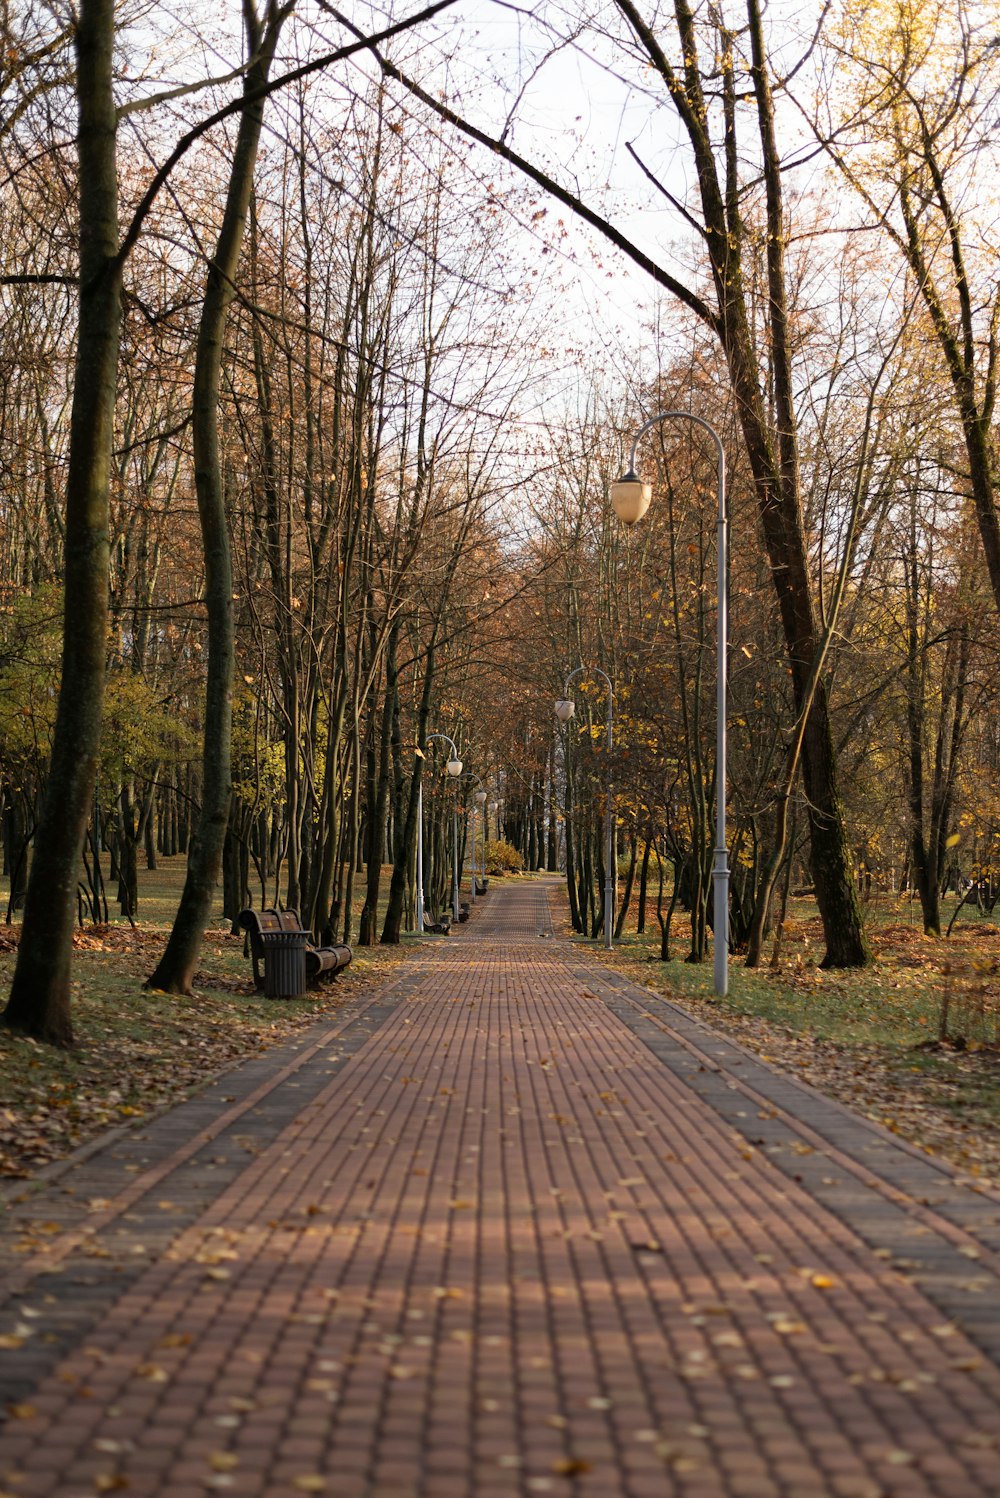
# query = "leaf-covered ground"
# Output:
<box><xmin>599</xmin><ymin>904</ymin><xmax>1000</xmax><ymax>1188</ymax></box>
<box><xmin>0</xmin><ymin>923</ymin><xmax>408</xmax><ymax>1181</ymax></box>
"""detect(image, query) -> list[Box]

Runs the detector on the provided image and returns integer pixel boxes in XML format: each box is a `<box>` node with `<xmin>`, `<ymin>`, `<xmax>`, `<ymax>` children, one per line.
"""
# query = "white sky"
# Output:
<box><xmin>112</xmin><ymin>0</ymin><xmax>846</xmax><ymax>429</ymax></box>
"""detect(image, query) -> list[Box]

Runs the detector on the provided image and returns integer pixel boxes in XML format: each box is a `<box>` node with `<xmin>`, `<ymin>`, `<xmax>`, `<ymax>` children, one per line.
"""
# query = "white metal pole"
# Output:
<box><xmin>617</xmin><ymin>411</ymin><xmax>728</xmax><ymax>995</ymax></box>
<box><xmin>604</xmin><ymin>687</ymin><xmax>613</xmax><ymax>951</ymax></box>
<box><xmin>425</xmin><ymin>732</ymin><xmax>462</xmax><ymax>926</ymax></box>
<box><xmin>712</xmin><ymin>441</ymin><xmax>729</xmax><ymax>997</ymax></box>
<box><xmin>416</xmin><ymin>777</ymin><xmax>424</xmax><ymax>934</ymax></box>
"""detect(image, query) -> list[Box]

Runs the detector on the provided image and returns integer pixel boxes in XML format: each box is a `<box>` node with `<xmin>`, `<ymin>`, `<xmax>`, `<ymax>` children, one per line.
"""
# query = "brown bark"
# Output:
<box><xmin>897</xmin><ymin>143</ymin><xmax>1000</xmax><ymax>614</ymax></box>
<box><xmin>381</xmin><ymin>663</ymin><xmax>434</xmax><ymax>944</ymax></box>
<box><xmin>147</xmin><ymin>0</ymin><xmax>290</xmax><ymax>995</ymax></box>
<box><xmin>2</xmin><ymin>0</ymin><xmax>121</xmax><ymax>1045</ymax></box>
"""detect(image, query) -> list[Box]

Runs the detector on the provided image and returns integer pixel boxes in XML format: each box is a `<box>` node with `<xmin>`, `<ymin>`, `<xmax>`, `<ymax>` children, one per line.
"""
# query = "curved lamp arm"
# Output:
<box><xmin>624</xmin><ymin>410</ymin><xmax>724</xmax><ymax>483</ymax></box>
<box><xmin>556</xmin><ymin>665</ymin><xmax>614</xmax><ymax>752</ymax></box>
<box><xmin>611</xmin><ymin>411</ymin><xmax>725</xmax><ymax>528</ymax></box>
<box><xmin>426</xmin><ymin>730</ymin><xmax>463</xmax><ymax>778</ymax></box>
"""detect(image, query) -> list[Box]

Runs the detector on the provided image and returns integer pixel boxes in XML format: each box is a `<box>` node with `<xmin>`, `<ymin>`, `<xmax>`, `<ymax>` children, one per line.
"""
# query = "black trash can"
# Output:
<box><xmin>261</xmin><ymin>930</ymin><xmax>308</xmax><ymax>999</ymax></box>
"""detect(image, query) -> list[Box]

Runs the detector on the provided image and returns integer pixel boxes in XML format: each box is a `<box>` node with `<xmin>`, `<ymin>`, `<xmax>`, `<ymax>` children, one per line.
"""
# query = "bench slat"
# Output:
<box><xmin>238</xmin><ymin>909</ymin><xmax>353</xmax><ymax>991</ymax></box>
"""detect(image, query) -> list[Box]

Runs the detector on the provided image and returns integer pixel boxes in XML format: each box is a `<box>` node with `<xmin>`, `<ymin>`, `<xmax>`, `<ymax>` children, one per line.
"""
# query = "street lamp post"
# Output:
<box><xmin>420</xmin><ymin>732</ymin><xmax>462</xmax><ymax>928</ymax></box>
<box><xmin>487</xmin><ymin>798</ymin><xmax>498</xmax><ymax>885</ymax></box>
<box><xmin>472</xmin><ymin>786</ymin><xmax>487</xmax><ymax>902</ymax></box>
<box><xmin>458</xmin><ymin>775</ymin><xmax>487</xmax><ymax>905</ymax></box>
<box><xmin>555</xmin><ymin>666</ymin><xmax>615</xmax><ymax>951</ymax></box>
<box><xmin>611</xmin><ymin>411</ymin><xmax>729</xmax><ymax>996</ymax></box>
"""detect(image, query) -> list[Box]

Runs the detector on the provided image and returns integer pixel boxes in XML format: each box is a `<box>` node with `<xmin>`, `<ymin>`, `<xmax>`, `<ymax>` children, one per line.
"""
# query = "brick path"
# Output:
<box><xmin>2</xmin><ymin>876</ymin><xmax>1000</xmax><ymax>1496</ymax></box>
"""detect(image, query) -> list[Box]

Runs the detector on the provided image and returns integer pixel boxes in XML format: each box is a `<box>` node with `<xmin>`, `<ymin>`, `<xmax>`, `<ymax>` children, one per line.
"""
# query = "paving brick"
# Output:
<box><xmin>2</xmin><ymin>878</ymin><xmax>1000</xmax><ymax>1495</ymax></box>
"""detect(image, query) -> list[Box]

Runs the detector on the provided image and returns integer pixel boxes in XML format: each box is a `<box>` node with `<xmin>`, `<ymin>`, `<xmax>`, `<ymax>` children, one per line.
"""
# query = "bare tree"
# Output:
<box><xmin>346</xmin><ymin>0</ymin><xmax>872</xmax><ymax>966</ymax></box>
<box><xmin>813</xmin><ymin>0</ymin><xmax>1000</xmax><ymax>613</ymax></box>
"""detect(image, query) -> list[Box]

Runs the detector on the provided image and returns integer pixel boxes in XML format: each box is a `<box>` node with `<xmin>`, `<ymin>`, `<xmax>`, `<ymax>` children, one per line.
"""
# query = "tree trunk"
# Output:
<box><xmin>904</xmin><ymin>559</ymin><xmax>939</xmax><ymax>937</ymax></box>
<box><xmin>2</xmin><ymin>0</ymin><xmax>121</xmax><ymax>1046</ymax></box>
<box><xmin>222</xmin><ymin>815</ymin><xmax>246</xmax><ymax>922</ymax></box>
<box><xmin>360</xmin><ymin>634</ymin><xmax>397</xmax><ymax>945</ymax></box>
<box><xmin>382</xmin><ymin>649</ymin><xmax>435</xmax><ymax>944</ymax></box>
<box><xmin>147</xmin><ymin>1</ymin><xmax>289</xmax><ymax>994</ymax></box>
<box><xmin>614</xmin><ymin>829</ymin><xmax>638</xmax><ymax>939</ymax></box>
<box><xmin>358</xmin><ymin>748</ymin><xmax>387</xmax><ymax>944</ymax></box>
<box><xmin>636</xmin><ymin>836</ymin><xmax>652</xmax><ymax>934</ymax></box>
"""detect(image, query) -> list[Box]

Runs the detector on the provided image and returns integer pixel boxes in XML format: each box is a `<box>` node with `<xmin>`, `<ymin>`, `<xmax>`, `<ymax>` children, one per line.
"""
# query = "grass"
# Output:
<box><xmin>0</xmin><ymin>856</ymin><xmax>412</xmax><ymax>1181</ymax></box>
<box><xmin>606</xmin><ymin>894</ymin><xmax>999</xmax><ymax>1043</ymax></box>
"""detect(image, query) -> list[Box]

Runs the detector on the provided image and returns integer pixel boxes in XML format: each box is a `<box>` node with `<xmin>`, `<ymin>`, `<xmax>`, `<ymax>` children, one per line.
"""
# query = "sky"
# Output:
<box><xmin>110</xmin><ymin>0</ymin><xmax>843</xmax><ymax>436</ymax></box>
<box><xmin>315</xmin><ymin>0</ymin><xmax>704</xmax><ymax>398</ymax></box>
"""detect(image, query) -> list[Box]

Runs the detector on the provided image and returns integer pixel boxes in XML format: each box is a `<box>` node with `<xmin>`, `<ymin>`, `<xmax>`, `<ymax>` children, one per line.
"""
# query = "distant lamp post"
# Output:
<box><xmin>612</xmin><ymin>410</ymin><xmax>729</xmax><ymax>997</ymax></box>
<box><xmin>417</xmin><ymin>732</ymin><xmax>463</xmax><ymax>930</ymax></box>
<box><xmin>555</xmin><ymin>666</ymin><xmax>614</xmax><ymax>951</ymax></box>
<box><xmin>487</xmin><ymin>798</ymin><xmax>499</xmax><ymax>871</ymax></box>
<box><xmin>460</xmin><ymin>775</ymin><xmax>488</xmax><ymax>904</ymax></box>
<box><xmin>473</xmin><ymin>787</ymin><xmax>487</xmax><ymax>899</ymax></box>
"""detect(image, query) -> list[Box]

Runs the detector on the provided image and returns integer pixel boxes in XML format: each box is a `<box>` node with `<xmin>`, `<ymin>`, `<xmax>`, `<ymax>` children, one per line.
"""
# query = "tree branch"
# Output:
<box><xmin>0</xmin><ymin>273</ymin><xmax>76</xmax><ymax>286</ymax></box>
<box><xmin>114</xmin><ymin>0</ymin><xmax>460</xmax><ymax>271</ymax></box>
<box><xmin>323</xmin><ymin>4</ymin><xmax>718</xmax><ymax>333</ymax></box>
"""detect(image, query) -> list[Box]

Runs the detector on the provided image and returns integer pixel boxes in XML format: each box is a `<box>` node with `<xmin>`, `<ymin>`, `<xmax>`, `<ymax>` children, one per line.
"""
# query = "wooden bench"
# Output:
<box><xmin>238</xmin><ymin>907</ymin><xmax>352</xmax><ymax>991</ymax></box>
<box><xmin>424</xmin><ymin>907</ymin><xmax>451</xmax><ymax>935</ymax></box>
